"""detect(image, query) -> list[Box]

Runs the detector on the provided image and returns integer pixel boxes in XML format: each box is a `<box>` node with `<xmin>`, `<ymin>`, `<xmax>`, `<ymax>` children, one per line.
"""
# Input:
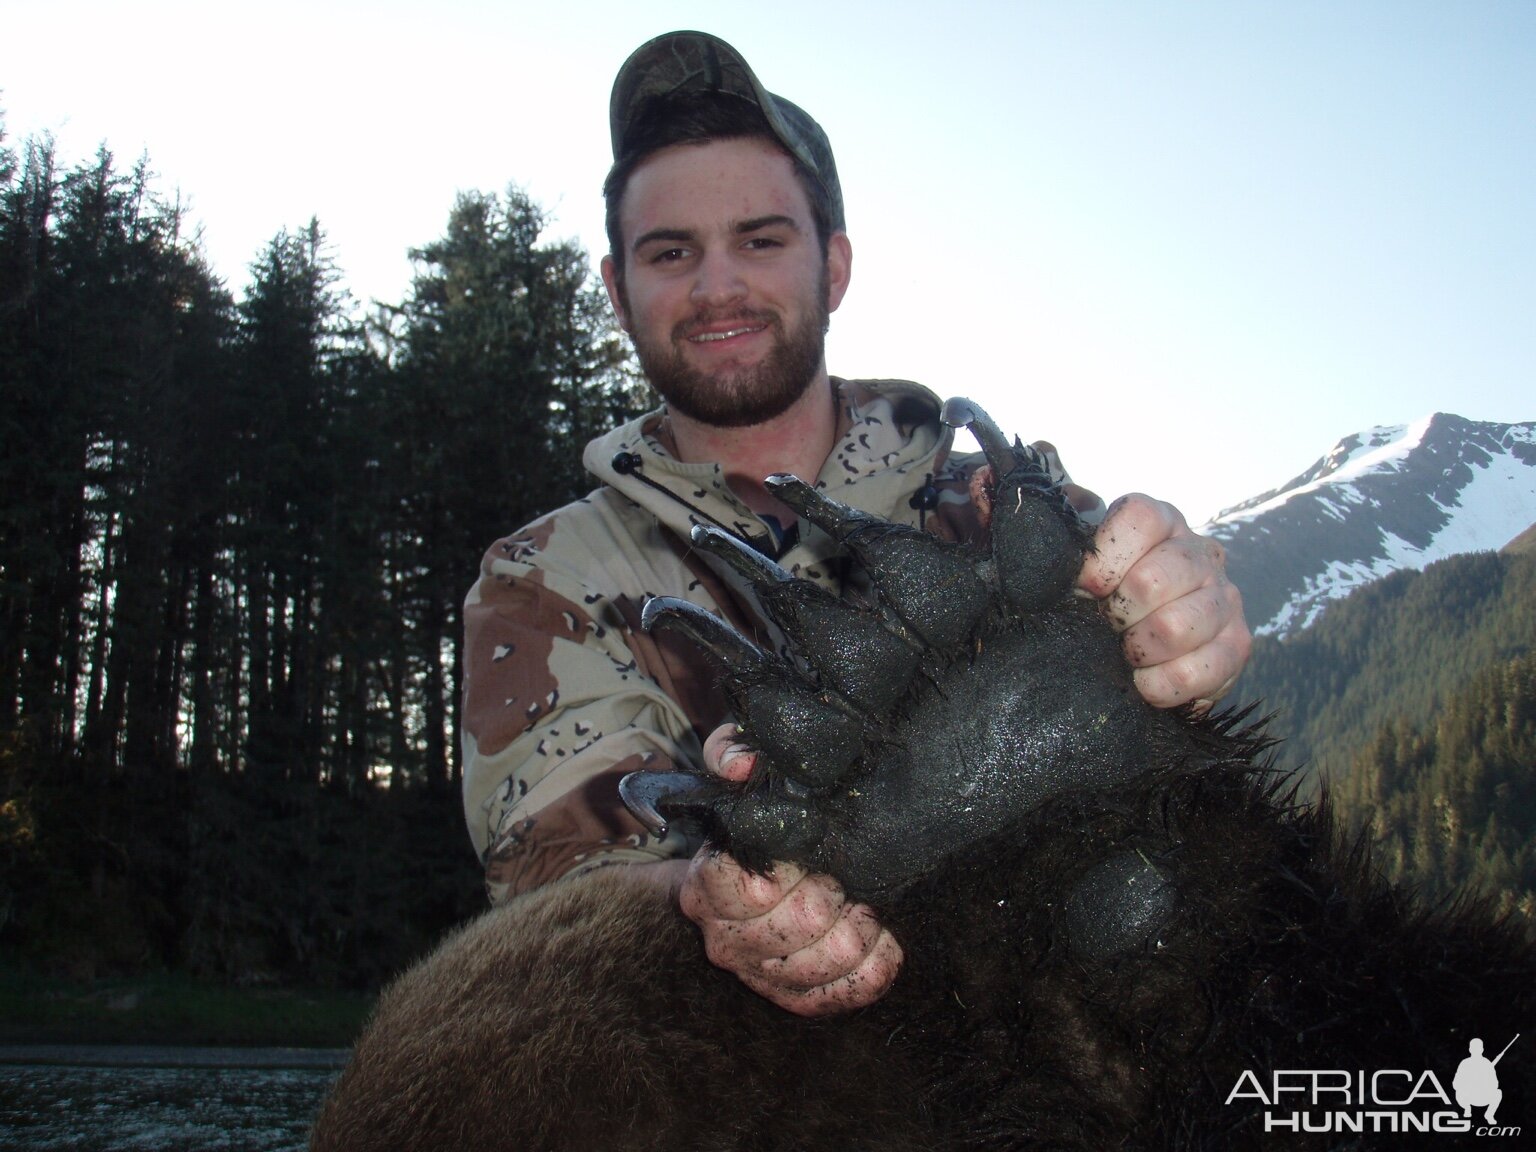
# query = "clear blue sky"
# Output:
<box><xmin>5</xmin><ymin>0</ymin><xmax>1533</xmax><ymax>524</ymax></box>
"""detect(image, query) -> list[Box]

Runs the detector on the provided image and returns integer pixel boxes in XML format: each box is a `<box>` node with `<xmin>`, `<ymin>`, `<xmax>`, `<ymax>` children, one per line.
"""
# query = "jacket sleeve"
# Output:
<box><xmin>461</xmin><ymin>516</ymin><xmax>719</xmax><ymax>904</ymax></box>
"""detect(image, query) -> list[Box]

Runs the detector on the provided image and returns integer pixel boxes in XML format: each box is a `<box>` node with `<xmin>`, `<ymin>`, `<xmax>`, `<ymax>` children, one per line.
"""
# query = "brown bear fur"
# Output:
<box><xmin>311</xmin><ymin>869</ymin><xmax>939</xmax><ymax>1150</ymax></box>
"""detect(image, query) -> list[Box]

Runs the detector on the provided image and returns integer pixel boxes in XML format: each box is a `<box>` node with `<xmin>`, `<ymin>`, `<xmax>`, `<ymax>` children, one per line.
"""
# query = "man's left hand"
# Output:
<box><xmin>1076</xmin><ymin>494</ymin><xmax>1250</xmax><ymax>710</ymax></box>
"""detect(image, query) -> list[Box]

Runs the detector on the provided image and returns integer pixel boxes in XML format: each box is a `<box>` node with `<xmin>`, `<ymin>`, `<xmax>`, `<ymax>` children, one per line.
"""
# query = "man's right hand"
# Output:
<box><xmin>676</xmin><ymin>723</ymin><xmax>903</xmax><ymax>1017</ymax></box>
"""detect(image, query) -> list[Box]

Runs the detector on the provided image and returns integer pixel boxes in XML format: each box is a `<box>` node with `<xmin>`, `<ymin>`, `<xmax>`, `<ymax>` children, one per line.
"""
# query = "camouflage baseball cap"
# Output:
<box><xmin>609</xmin><ymin>30</ymin><xmax>845</xmax><ymax>231</ymax></box>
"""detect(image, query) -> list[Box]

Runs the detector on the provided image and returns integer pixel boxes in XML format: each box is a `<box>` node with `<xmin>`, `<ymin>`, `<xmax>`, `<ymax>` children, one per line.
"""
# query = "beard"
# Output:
<box><xmin>628</xmin><ymin>285</ymin><xmax>830</xmax><ymax>430</ymax></box>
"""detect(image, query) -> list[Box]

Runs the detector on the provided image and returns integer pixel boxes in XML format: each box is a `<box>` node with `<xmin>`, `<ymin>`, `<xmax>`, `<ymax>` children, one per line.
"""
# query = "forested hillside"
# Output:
<box><xmin>1333</xmin><ymin>655</ymin><xmax>1536</xmax><ymax>936</ymax></box>
<box><xmin>0</xmin><ymin>124</ymin><xmax>644</xmax><ymax>987</ymax></box>
<box><xmin>1233</xmin><ymin>548</ymin><xmax>1536</xmax><ymax>782</ymax></box>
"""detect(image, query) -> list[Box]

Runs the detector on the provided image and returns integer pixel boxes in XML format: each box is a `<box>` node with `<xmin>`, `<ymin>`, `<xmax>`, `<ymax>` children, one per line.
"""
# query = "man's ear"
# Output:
<box><xmin>600</xmin><ymin>254</ymin><xmax>631</xmax><ymax>331</ymax></box>
<box><xmin>825</xmin><ymin>232</ymin><xmax>852</xmax><ymax>314</ymax></box>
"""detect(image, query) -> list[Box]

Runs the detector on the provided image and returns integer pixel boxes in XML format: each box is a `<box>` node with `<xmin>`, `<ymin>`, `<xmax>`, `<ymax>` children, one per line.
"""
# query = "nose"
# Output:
<box><xmin>690</xmin><ymin>249</ymin><xmax>748</xmax><ymax>309</ymax></box>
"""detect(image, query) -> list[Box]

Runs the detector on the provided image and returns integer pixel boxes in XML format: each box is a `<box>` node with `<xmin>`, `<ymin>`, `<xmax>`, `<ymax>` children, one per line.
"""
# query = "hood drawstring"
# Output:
<box><xmin>611</xmin><ymin>452</ymin><xmax>782</xmax><ymax>559</ymax></box>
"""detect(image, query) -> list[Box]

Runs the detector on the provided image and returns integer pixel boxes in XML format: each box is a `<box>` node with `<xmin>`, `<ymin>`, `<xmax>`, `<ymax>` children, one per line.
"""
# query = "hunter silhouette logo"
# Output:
<box><xmin>1455</xmin><ymin>1034</ymin><xmax>1518</xmax><ymax>1127</ymax></box>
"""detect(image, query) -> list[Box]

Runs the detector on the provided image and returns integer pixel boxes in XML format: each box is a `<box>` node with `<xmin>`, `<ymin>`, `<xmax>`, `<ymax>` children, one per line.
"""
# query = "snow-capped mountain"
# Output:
<box><xmin>1202</xmin><ymin>414</ymin><xmax>1536</xmax><ymax>637</ymax></box>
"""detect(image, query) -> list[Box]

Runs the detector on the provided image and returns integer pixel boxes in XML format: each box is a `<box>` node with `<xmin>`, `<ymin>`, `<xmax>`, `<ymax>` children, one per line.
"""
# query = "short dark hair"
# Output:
<box><xmin>603</xmin><ymin>90</ymin><xmax>836</xmax><ymax>286</ymax></box>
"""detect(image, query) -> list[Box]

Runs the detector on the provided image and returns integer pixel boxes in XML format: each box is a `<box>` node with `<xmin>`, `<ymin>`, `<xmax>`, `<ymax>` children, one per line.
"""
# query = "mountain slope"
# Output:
<box><xmin>1331</xmin><ymin>652</ymin><xmax>1536</xmax><ymax>937</ymax></box>
<box><xmin>1203</xmin><ymin>413</ymin><xmax>1536</xmax><ymax>637</ymax></box>
<box><xmin>1231</xmin><ymin>548</ymin><xmax>1536</xmax><ymax>782</ymax></box>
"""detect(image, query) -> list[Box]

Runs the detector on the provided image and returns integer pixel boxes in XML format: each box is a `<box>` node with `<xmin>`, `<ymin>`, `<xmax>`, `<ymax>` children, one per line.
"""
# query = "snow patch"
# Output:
<box><xmin>1210</xmin><ymin>417</ymin><xmax>1430</xmax><ymax>527</ymax></box>
<box><xmin>1204</xmin><ymin>413</ymin><xmax>1536</xmax><ymax>638</ymax></box>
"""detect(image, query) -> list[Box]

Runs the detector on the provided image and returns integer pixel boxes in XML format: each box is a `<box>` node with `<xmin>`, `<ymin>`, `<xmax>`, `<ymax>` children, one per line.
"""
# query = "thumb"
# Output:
<box><xmin>702</xmin><ymin>722</ymin><xmax>757</xmax><ymax>782</ymax></box>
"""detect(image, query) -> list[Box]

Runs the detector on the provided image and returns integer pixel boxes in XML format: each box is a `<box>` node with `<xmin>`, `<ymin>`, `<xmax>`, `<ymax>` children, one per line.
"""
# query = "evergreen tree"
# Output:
<box><xmin>0</xmin><ymin>136</ymin><xmax>239</xmax><ymax>974</ymax></box>
<box><xmin>0</xmin><ymin>132</ymin><xmax>60</xmax><ymax>741</ymax></box>
<box><xmin>378</xmin><ymin>187</ymin><xmax>638</xmax><ymax>792</ymax></box>
<box><xmin>1334</xmin><ymin>654</ymin><xmax>1536</xmax><ymax>937</ymax></box>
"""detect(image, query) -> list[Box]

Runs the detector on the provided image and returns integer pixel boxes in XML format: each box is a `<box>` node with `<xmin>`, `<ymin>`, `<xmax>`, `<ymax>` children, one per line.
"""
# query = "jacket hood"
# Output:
<box><xmin>582</xmin><ymin>378</ymin><xmax>960</xmax><ymax>559</ymax></box>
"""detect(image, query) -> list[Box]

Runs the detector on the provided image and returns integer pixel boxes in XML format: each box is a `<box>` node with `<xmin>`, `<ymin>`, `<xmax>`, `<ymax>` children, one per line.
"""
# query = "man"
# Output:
<box><xmin>462</xmin><ymin>30</ymin><xmax>1250</xmax><ymax>1018</ymax></box>
<box><xmin>1454</xmin><ymin>1037</ymin><xmax>1509</xmax><ymax>1124</ymax></box>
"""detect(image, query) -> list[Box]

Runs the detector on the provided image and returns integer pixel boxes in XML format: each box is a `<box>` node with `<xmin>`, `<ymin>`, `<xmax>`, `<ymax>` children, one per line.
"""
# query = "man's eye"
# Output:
<box><xmin>642</xmin><ymin>246</ymin><xmax>690</xmax><ymax>264</ymax></box>
<box><xmin>744</xmin><ymin>237</ymin><xmax>782</xmax><ymax>250</ymax></box>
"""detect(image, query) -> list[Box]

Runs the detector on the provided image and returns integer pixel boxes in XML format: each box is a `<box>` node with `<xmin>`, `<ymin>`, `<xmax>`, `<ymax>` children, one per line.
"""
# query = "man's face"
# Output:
<box><xmin>601</xmin><ymin>136</ymin><xmax>851</xmax><ymax>428</ymax></box>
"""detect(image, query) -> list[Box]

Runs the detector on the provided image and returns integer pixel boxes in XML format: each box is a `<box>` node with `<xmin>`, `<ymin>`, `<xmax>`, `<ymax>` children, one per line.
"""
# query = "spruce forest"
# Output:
<box><xmin>1334</xmin><ymin>651</ymin><xmax>1536</xmax><ymax>930</ymax></box>
<box><xmin>0</xmin><ymin>125</ymin><xmax>644</xmax><ymax>988</ymax></box>
<box><xmin>1240</xmin><ymin>549</ymin><xmax>1536</xmax><ymax>935</ymax></box>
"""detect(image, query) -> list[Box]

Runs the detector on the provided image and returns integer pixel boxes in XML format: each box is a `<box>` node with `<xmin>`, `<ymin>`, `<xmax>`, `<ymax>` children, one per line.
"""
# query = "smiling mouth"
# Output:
<box><xmin>688</xmin><ymin>325</ymin><xmax>767</xmax><ymax>343</ymax></box>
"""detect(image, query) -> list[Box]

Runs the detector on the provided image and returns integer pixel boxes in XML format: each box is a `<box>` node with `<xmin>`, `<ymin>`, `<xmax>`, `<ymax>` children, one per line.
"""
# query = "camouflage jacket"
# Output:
<box><xmin>462</xmin><ymin>379</ymin><xmax>1096</xmax><ymax>903</ymax></box>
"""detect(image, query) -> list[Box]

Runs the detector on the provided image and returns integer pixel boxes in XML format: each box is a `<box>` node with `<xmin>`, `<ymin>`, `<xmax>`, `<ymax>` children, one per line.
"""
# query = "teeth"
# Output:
<box><xmin>692</xmin><ymin>327</ymin><xmax>758</xmax><ymax>342</ymax></box>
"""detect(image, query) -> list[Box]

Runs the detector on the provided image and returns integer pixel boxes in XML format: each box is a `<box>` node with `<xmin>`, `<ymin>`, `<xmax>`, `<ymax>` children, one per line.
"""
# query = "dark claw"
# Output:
<box><xmin>641</xmin><ymin>595</ymin><xmax>766</xmax><ymax>673</ymax></box>
<box><xmin>689</xmin><ymin>524</ymin><xmax>795</xmax><ymax>585</ymax></box>
<box><xmin>763</xmin><ymin>473</ymin><xmax>885</xmax><ymax>545</ymax></box>
<box><xmin>945</xmin><ymin>398</ymin><xmax>1090</xmax><ymax>612</ymax></box>
<box><xmin>942</xmin><ymin>396</ymin><xmax>1018</xmax><ymax>477</ymax></box>
<box><xmin>764</xmin><ymin>473</ymin><xmax>989</xmax><ymax>649</ymax></box>
<box><xmin>644</xmin><ymin>593</ymin><xmax>865</xmax><ymax>792</ymax></box>
<box><xmin>690</xmin><ymin>522</ymin><xmax>919</xmax><ymax>712</ymax></box>
<box><xmin>619</xmin><ymin>770</ymin><xmax>724</xmax><ymax>838</ymax></box>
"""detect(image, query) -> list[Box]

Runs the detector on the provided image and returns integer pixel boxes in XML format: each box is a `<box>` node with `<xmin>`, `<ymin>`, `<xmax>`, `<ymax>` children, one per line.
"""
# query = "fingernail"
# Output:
<box><xmin>1195</xmin><ymin>676</ymin><xmax>1238</xmax><ymax>711</ymax></box>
